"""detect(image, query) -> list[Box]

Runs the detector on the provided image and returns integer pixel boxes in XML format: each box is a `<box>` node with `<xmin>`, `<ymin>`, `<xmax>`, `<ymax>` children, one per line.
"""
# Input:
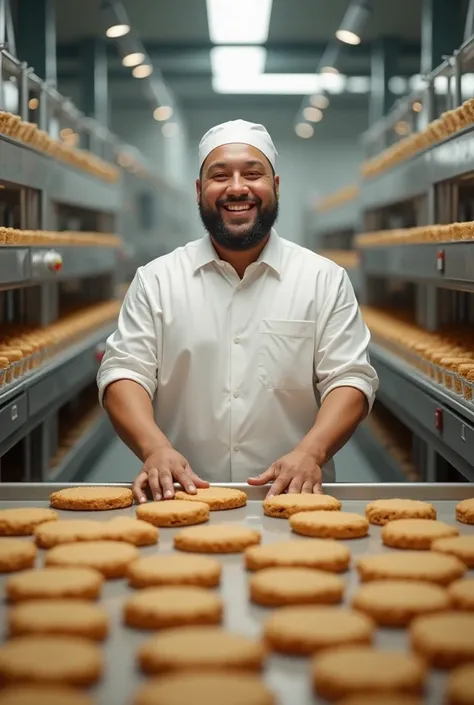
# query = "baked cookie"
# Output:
<box><xmin>365</xmin><ymin>498</ymin><xmax>436</xmax><ymax>526</ymax></box>
<box><xmin>0</xmin><ymin>686</ymin><xmax>95</xmax><ymax>705</ymax></box>
<box><xmin>136</xmin><ymin>499</ymin><xmax>209</xmax><ymax>527</ymax></box>
<box><xmin>34</xmin><ymin>520</ymin><xmax>104</xmax><ymax>548</ymax></box>
<box><xmin>382</xmin><ymin>519</ymin><xmax>459</xmax><ymax>550</ymax></box>
<box><xmin>352</xmin><ymin>579</ymin><xmax>451</xmax><ymax>626</ymax></box>
<box><xmin>263</xmin><ymin>493</ymin><xmax>341</xmax><ymax>519</ymax></box>
<box><xmin>102</xmin><ymin>517</ymin><xmax>159</xmax><ymax>546</ymax></box>
<box><xmin>432</xmin><ymin>536</ymin><xmax>474</xmax><ymax>568</ymax></box>
<box><xmin>357</xmin><ymin>551</ymin><xmax>466</xmax><ymax>586</ymax></box>
<box><xmin>446</xmin><ymin>663</ymin><xmax>474</xmax><ymax>705</ymax></box>
<box><xmin>0</xmin><ymin>539</ymin><xmax>36</xmax><ymax>572</ymax></box>
<box><xmin>448</xmin><ymin>579</ymin><xmax>474</xmax><ymax>611</ymax></box>
<box><xmin>174</xmin><ymin>487</ymin><xmax>247</xmax><ymax>510</ymax></box>
<box><xmin>410</xmin><ymin>611</ymin><xmax>474</xmax><ymax>668</ymax></box>
<box><xmin>138</xmin><ymin>626</ymin><xmax>266</xmax><ymax>674</ymax></box>
<box><xmin>174</xmin><ymin>524</ymin><xmax>260</xmax><ymax>553</ymax></box>
<box><xmin>456</xmin><ymin>498</ymin><xmax>474</xmax><ymax>525</ymax></box>
<box><xmin>263</xmin><ymin>605</ymin><xmax>374</xmax><ymax>655</ymax></box>
<box><xmin>5</xmin><ymin>567</ymin><xmax>103</xmax><ymax>602</ymax></box>
<box><xmin>337</xmin><ymin>697</ymin><xmax>422</xmax><ymax>705</ymax></box>
<box><xmin>7</xmin><ymin>600</ymin><xmax>109</xmax><ymax>640</ymax></box>
<box><xmin>133</xmin><ymin>672</ymin><xmax>275</xmax><ymax>705</ymax></box>
<box><xmin>249</xmin><ymin>567</ymin><xmax>344</xmax><ymax>607</ymax></box>
<box><xmin>45</xmin><ymin>540</ymin><xmax>139</xmax><ymax>578</ymax></box>
<box><xmin>290</xmin><ymin>510</ymin><xmax>369</xmax><ymax>539</ymax></box>
<box><xmin>312</xmin><ymin>646</ymin><xmax>426</xmax><ymax>701</ymax></box>
<box><xmin>0</xmin><ymin>635</ymin><xmax>102</xmax><ymax>686</ymax></box>
<box><xmin>0</xmin><ymin>508</ymin><xmax>57</xmax><ymax>536</ymax></box>
<box><xmin>245</xmin><ymin>538</ymin><xmax>350</xmax><ymax>573</ymax></box>
<box><xmin>124</xmin><ymin>586</ymin><xmax>223</xmax><ymax>629</ymax></box>
<box><xmin>127</xmin><ymin>554</ymin><xmax>221</xmax><ymax>589</ymax></box>
<box><xmin>50</xmin><ymin>486</ymin><xmax>133</xmax><ymax>511</ymax></box>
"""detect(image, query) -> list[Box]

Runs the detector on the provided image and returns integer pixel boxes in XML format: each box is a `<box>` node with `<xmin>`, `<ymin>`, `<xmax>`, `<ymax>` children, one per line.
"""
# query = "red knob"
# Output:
<box><xmin>435</xmin><ymin>408</ymin><xmax>443</xmax><ymax>432</ymax></box>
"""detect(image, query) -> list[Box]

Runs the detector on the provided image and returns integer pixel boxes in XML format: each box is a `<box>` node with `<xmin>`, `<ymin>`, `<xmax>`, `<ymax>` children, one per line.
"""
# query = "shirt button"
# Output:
<box><xmin>233</xmin><ymin>443</ymin><xmax>240</xmax><ymax>452</ymax></box>
<box><xmin>233</xmin><ymin>390</ymin><xmax>240</xmax><ymax>398</ymax></box>
<box><xmin>233</xmin><ymin>336</ymin><xmax>240</xmax><ymax>344</ymax></box>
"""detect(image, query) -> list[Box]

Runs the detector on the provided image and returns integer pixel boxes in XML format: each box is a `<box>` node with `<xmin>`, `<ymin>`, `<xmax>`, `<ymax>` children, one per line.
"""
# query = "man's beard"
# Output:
<box><xmin>199</xmin><ymin>193</ymin><xmax>279</xmax><ymax>251</ymax></box>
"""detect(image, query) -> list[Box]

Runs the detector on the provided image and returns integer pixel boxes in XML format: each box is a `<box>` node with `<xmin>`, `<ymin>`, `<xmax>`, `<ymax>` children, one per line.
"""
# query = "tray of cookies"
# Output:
<box><xmin>0</xmin><ymin>482</ymin><xmax>473</xmax><ymax>705</ymax></box>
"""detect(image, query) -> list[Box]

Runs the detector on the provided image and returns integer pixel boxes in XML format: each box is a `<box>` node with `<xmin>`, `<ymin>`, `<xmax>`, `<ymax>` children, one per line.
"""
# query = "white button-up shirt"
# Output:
<box><xmin>97</xmin><ymin>230</ymin><xmax>378</xmax><ymax>482</ymax></box>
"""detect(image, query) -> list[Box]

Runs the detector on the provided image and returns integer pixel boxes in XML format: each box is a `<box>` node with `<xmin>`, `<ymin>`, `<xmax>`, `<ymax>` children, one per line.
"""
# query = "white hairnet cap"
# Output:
<box><xmin>199</xmin><ymin>119</ymin><xmax>277</xmax><ymax>170</ymax></box>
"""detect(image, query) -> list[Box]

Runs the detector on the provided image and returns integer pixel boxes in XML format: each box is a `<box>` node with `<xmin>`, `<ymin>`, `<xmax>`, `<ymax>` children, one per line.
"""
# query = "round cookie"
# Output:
<box><xmin>357</xmin><ymin>551</ymin><xmax>466</xmax><ymax>586</ymax></box>
<box><xmin>124</xmin><ymin>586</ymin><xmax>223</xmax><ymax>629</ymax></box>
<box><xmin>133</xmin><ymin>672</ymin><xmax>275</xmax><ymax>705</ymax></box>
<box><xmin>50</xmin><ymin>485</ymin><xmax>133</xmax><ymax>511</ymax></box>
<box><xmin>45</xmin><ymin>540</ymin><xmax>139</xmax><ymax>578</ymax></box>
<box><xmin>352</xmin><ymin>579</ymin><xmax>451</xmax><ymax>626</ymax></box>
<box><xmin>174</xmin><ymin>487</ymin><xmax>247</xmax><ymax>510</ymax></box>
<box><xmin>365</xmin><ymin>498</ymin><xmax>436</xmax><ymax>526</ymax></box>
<box><xmin>7</xmin><ymin>600</ymin><xmax>109</xmax><ymax>640</ymax></box>
<box><xmin>263</xmin><ymin>493</ymin><xmax>341</xmax><ymax>519</ymax></box>
<box><xmin>127</xmin><ymin>554</ymin><xmax>221</xmax><ymax>589</ymax></box>
<box><xmin>263</xmin><ymin>605</ymin><xmax>374</xmax><ymax>655</ymax></box>
<box><xmin>0</xmin><ymin>686</ymin><xmax>95</xmax><ymax>705</ymax></box>
<box><xmin>456</xmin><ymin>498</ymin><xmax>474</xmax><ymax>525</ymax></box>
<box><xmin>0</xmin><ymin>539</ymin><xmax>36</xmax><ymax>573</ymax></box>
<box><xmin>446</xmin><ymin>664</ymin><xmax>474</xmax><ymax>705</ymax></box>
<box><xmin>249</xmin><ymin>567</ymin><xmax>344</xmax><ymax>606</ymax></box>
<box><xmin>432</xmin><ymin>536</ymin><xmax>474</xmax><ymax>568</ymax></box>
<box><xmin>0</xmin><ymin>635</ymin><xmax>102</xmax><ymax>686</ymax></box>
<box><xmin>382</xmin><ymin>518</ymin><xmax>459</xmax><ymax>550</ymax></box>
<box><xmin>290</xmin><ymin>510</ymin><xmax>369</xmax><ymax>539</ymax></box>
<box><xmin>34</xmin><ymin>520</ymin><xmax>104</xmax><ymax>548</ymax></box>
<box><xmin>102</xmin><ymin>517</ymin><xmax>158</xmax><ymax>546</ymax></box>
<box><xmin>245</xmin><ymin>538</ymin><xmax>350</xmax><ymax>573</ymax></box>
<box><xmin>410</xmin><ymin>611</ymin><xmax>474</xmax><ymax>668</ymax></box>
<box><xmin>0</xmin><ymin>508</ymin><xmax>57</xmax><ymax>536</ymax></box>
<box><xmin>5</xmin><ymin>567</ymin><xmax>103</xmax><ymax>602</ymax></box>
<box><xmin>138</xmin><ymin>626</ymin><xmax>266</xmax><ymax>674</ymax></box>
<box><xmin>337</xmin><ymin>697</ymin><xmax>422</xmax><ymax>705</ymax></box>
<box><xmin>136</xmin><ymin>500</ymin><xmax>209</xmax><ymax>527</ymax></box>
<box><xmin>448</xmin><ymin>579</ymin><xmax>474</xmax><ymax>611</ymax></box>
<box><xmin>311</xmin><ymin>646</ymin><xmax>426</xmax><ymax>701</ymax></box>
<box><xmin>174</xmin><ymin>524</ymin><xmax>260</xmax><ymax>553</ymax></box>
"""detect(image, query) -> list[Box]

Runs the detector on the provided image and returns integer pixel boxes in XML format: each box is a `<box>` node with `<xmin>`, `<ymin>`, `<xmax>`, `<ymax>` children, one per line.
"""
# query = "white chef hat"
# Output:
<box><xmin>199</xmin><ymin>119</ymin><xmax>278</xmax><ymax>170</ymax></box>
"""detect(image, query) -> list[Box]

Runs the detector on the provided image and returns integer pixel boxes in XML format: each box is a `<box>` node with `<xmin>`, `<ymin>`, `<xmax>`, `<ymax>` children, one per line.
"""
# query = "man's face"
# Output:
<box><xmin>196</xmin><ymin>143</ymin><xmax>280</xmax><ymax>251</ymax></box>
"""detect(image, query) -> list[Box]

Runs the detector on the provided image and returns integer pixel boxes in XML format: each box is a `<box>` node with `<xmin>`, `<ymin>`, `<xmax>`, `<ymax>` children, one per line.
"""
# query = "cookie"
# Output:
<box><xmin>410</xmin><ymin>611</ymin><xmax>474</xmax><ymax>668</ymax></box>
<box><xmin>133</xmin><ymin>672</ymin><xmax>275</xmax><ymax>705</ymax></box>
<box><xmin>337</xmin><ymin>697</ymin><xmax>422</xmax><ymax>705</ymax></box>
<box><xmin>365</xmin><ymin>498</ymin><xmax>436</xmax><ymax>526</ymax></box>
<box><xmin>263</xmin><ymin>605</ymin><xmax>374</xmax><ymax>655</ymax></box>
<box><xmin>312</xmin><ymin>646</ymin><xmax>426</xmax><ymax>701</ymax></box>
<box><xmin>456</xmin><ymin>498</ymin><xmax>474</xmax><ymax>525</ymax></box>
<box><xmin>357</xmin><ymin>551</ymin><xmax>466</xmax><ymax>586</ymax></box>
<box><xmin>0</xmin><ymin>539</ymin><xmax>36</xmax><ymax>572</ymax></box>
<box><xmin>136</xmin><ymin>499</ymin><xmax>209</xmax><ymax>527</ymax></box>
<box><xmin>245</xmin><ymin>538</ymin><xmax>350</xmax><ymax>573</ymax></box>
<box><xmin>174</xmin><ymin>487</ymin><xmax>247</xmax><ymax>510</ymax></box>
<box><xmin>249</xmin><ymin>567</ymin><xmax>344</xmax><ymax>606</ymax></box>
<box><xmin>34</xmin><ymin>520</ymin><xmax>104</xmax><ymax>548</ymax></box>
<box><xmin>352</xmin><ymin>579</ymin><xmax>451</xmax><ymax>626</ymax></box>
<box><xmin>5</xmin><ymin>567</ymin><xmax>103</xmax><ymax>602</ymax></box>
<box><xmin>50</xmin><ymin>486</ymin><xmax>133</xmax><ymax>510</ymax></box>
<box><xmin>263</xmin><ymin>493</ymin><xmax>341</xmax><ymax>519</ymax></box>
<box><xmin>0</xmin><ymin>635</ymin><xmax>102</xmax><ymax>686</ymax></box>
<box><xmin>0</xmin><ymin>686</ymin><xmax>95</xmax><ymax>705</ymax></box>
<box><xmin>102</xmin><ymin>517</ymin><xmax>159</xmax><ymax>546</ymax></box>
<box><xmin>446</xmin><ymin>663</ymin><xmax>474</xmax><ymax>705</ymax></box>
<box><xmin>174</xmin><ymin>524</ymin><xmax>260</xmax><ymax>553</ymax></box>
<box><xmin>127</xmin><ymin>554</ymin><xmax>221</xmax><ymax>589</ymax></box>
<box><xmin>290</xmin><ymin>510</ymin><xmax>369</xmax><ymax>539</ymax></box>
<box><xmin>0</xmin><ymin>508</ymin><xmax>57</xmax><ymax>536</ymax></box>
<box><xmin>448</xmin><ymin>579</ymin><xmax>474</xmax><ymax>611</ymax></box>
<box><xmin>45</xmin><ymin>540</ymin><xmax>139</xmax><ymax>578</ymax></box>
<box><xmin>124</xmin><ymin>586</ymin><xmax>223</xmax><ymax>629</ymax></box>
<box><xmin>7</xmin><ymin>600</ymin><xmax>109</xmax><ymax>640</ymax></box>
<box><xmin>382</xmin><ymin>519</ymin><xmax>459</xmax><ymax>550</ymax></box>
<box><xmin>138</xmin><ymin>626</ymin><xmax>266</xmax><ymax>674</ymax></box>
<box><xmin>432</xmin><ymin>536</ymin><xmax>474</xmax><ymax>568</ymax></box>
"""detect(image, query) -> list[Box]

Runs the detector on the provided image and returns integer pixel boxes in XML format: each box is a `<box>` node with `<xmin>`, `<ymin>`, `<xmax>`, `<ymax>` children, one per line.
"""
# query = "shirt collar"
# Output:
<box><xmin>193</xmin><ymin>229</ymin><xmax>282</xmax><ymax>277</ymax></box>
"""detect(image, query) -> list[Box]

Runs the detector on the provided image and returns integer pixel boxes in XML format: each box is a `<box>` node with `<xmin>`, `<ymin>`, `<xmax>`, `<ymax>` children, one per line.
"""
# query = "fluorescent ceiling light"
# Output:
<box><xmin>132</xmin><ymin>64</ymin><xmax>153</xmax><ymax>78</ymax></box>
<box><xmin>336</xmin><ymin>29</ymin><xmax>360</xmax><ymax>45</ymax></box>
<box><xmin>320</xmin><ymin>73</ymin><xmax>346</xmax><ymax>94</ymax></box>
<box><xmin>335</xmin><ymin>1</ymin><xmax>371</xmax><ymax>46</ymax></box>
<box><xmin>206</xmin><ymin>0</ymin><xmax>273</xmax><ymax>44</ymax></box>
<box><xmin>213</xmin><ymin>73</ymin><xmax>324</xmax><ymax>95</ymax></box>
<box><xmin>295</xmin><ymin>122</ymin><xmax>314</xmax><ymax>138</ymax></box>
<box><xmin>388</xmin><ymin>76</ymin><xmax>407</xmax><ymax>95</ymax></box>
<box><xmin>123</xmin><ymin>52</ymin><xmax>145</xmax><ymax>67</ymax></box>
<box><xmin>310</xmin><ymin>94</ymin><xmax>329</xmax><ymax>109</ymax></box>
<box><xmin>303</xmin><ymin>106</ymin><xmax>323</xmax><ymax>123</ymax></box>
<box><xmin>320</xmin><ymin>65</ymin><xmax>339</xmax><ymax>75</ymax></box>
<box><xmin>210</xmin><ymin>46</ymin><xmax>267</xmax><ymax>76</ymax></box>
<box><xmin>346</xmin><ymin>76</ymin><xmax>371</xmax><ymax>93</ymax></box>
<box><xmin>154</xmin><ymin>105</ymin><xmax>174</xmax><ymax>121</ymax></box>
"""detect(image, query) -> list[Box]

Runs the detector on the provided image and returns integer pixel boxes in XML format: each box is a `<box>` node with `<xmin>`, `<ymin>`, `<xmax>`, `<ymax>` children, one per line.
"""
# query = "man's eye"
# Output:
<box><xmin>246</xmin><ymin>172</ymin><xmax>261</xmax><ymax>178</ymax></box>
<box><xmin>213</xmin><ymin>173</ymin><xmax>228</xmax><ymax>179</ymax></box>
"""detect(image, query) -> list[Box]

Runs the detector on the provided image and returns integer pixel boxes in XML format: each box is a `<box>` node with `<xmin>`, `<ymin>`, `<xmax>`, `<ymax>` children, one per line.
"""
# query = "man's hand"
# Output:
<box><xmin>132</xmin><ymin>447</ymin><xmax>209</xmax><ymax>503</ymax></box>
<box><xmin>247</xmin><ymin>450</ymin><xmax>322</xmax><ymax>497</ymax></box>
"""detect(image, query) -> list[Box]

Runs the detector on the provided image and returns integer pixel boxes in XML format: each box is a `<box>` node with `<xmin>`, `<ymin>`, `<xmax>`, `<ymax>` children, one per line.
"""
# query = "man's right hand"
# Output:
<box><xmin>132</xmin><ymin>447</ymin><xmax>209</xmax><ymax>503</ymax></box>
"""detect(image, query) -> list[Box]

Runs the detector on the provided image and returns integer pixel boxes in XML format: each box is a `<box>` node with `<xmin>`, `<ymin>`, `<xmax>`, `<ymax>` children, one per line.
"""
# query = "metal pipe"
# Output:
<box><xmin>453</xmin><ymin>51</ymin><xmax>462</xmax><ymax>108</ymax></box>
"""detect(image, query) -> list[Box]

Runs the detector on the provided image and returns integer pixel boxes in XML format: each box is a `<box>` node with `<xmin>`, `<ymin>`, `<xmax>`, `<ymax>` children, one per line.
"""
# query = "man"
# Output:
<box><xmin>97</xmin><ymin>119</ymin><xmax>378</xmax><ymax>504</ymax></box>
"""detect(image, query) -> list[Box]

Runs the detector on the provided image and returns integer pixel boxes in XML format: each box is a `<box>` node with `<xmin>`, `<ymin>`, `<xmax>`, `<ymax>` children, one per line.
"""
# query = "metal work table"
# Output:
<box><xmin>0</xmin><ymin>482</ymin><xmax>472</xmax><ymax>705</ymax></box>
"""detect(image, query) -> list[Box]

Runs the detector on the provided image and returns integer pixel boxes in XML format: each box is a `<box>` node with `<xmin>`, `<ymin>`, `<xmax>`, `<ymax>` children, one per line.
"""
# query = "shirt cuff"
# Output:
<box><xmin>320</xmin><ymin>377</ymin><xmax>376</xmax><ymax>413</ymax></box>
<box><xmin>97</xmin><ymin>369</ymin><xmax>156</xmax><ymax>407</ymax></box>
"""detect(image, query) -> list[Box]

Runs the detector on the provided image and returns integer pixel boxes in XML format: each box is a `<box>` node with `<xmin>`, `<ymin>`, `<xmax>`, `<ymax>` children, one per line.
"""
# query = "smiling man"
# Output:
<box><xmin>97</xmin><ymin>119</ymin><xmax>378</xmax><ymax>503</ymax></box>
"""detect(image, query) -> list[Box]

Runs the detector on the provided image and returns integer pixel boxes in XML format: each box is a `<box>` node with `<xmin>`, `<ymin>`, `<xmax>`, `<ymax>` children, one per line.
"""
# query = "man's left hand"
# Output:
<box><xmin>248</xmin><ymin>450</ymin><xmax>322</xmax><ymax>497</ymax></box>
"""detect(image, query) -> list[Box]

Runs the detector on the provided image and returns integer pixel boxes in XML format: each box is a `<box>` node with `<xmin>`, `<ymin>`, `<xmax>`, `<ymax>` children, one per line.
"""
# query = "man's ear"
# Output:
<box><xmin>196</xmin><ymin>178</ymin><xmax>201</xmax><ymax>204</ymax></box>
<box><xmin>274</xmin><ymin>174</ymin><xmax>280</xmax><ymax>198</ymax></box>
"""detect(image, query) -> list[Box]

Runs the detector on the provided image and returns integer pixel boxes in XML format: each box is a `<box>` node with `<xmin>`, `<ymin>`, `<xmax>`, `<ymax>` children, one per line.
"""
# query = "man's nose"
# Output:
<box><xmin>226</xmin><ymin>174</ymin><xmax>249</xmax><ymax>197</ymax></box>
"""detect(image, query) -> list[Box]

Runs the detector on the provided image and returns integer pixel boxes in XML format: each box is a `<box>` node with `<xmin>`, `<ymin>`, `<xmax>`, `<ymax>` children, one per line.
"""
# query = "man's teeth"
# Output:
<box><xmin>224</xmin><ymin>204</ymin><xmax>254</xmax><ymax>211</ymax></box>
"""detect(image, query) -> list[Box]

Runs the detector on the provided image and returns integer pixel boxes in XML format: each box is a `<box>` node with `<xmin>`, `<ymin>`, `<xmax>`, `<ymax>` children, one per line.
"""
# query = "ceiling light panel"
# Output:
<box><xmin>206</xmin><ymin>0</ymin><xmax>273</xmax><ymax>44</ymax></box>
<box><xmin>212</xmin><ymin>73</ymin><xmax>325</xmax><ymax>95</ymax></box>
<box><xmin>210</xmin><ymin>46</ymin><xmax>267</xmax><ymax>76</ymax></box>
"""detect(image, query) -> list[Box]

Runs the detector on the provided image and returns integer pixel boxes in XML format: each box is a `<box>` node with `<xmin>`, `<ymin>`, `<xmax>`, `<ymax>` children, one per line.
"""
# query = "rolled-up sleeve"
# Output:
<box><xmin>97</xmin><ymin>269</ymin><xmax>160</xmax><ymax>406</ymax></box>
<box><xmin>314</xmin><ymin>268</ymin><xmax>378</xmax><ymax>411</ymax></box>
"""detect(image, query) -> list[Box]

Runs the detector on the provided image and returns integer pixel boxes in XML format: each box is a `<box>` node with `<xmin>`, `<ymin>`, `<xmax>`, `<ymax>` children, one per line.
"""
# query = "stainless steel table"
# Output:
<box><xmin>0</xmin><ymin>483</ymin><xmax>473</xmax><ymax>705</ymax></box>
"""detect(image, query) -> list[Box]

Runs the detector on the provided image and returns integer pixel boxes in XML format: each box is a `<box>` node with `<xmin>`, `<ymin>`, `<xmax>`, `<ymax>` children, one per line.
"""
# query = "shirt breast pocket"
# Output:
<box><xmin>257</xmin><ymin>319</ymin><xmax>315</xmax><ymax>390</ymax></box>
